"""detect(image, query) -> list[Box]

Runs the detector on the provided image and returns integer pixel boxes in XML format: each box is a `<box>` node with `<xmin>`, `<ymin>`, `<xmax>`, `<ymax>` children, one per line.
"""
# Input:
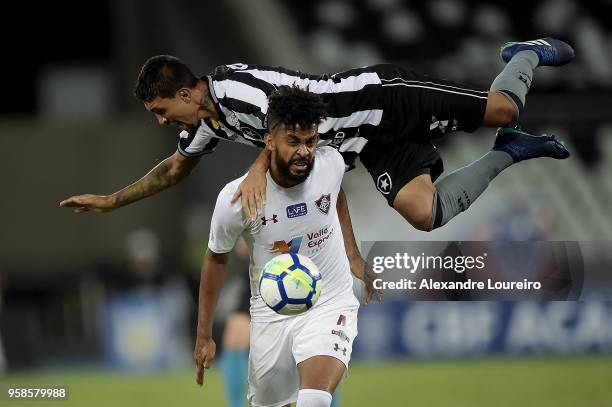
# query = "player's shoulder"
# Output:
<box><xmin>215</xmin><ymin>173</ymin><xmax>248</xmax><ymax>212</ymax></box>
<box><xmin>316</xmin><ymin>146</ymin><xmax>344</xmax><ymax>170</ymax></box>
<box><xmin>313</xmin><ymin>146</ymin><xmax>345</xmax><ymax>180</ymax></box>
<box><xmin>176</xmin><ymin>120</ymin><xmax>220</xmax><ymax>157</ymax></box>
<box><xmin>316</xmin><ymin>145</ymin><xmax>339</xmax><ymax>158</ymax></box>
<box><xmin>178</xmin><ymin>120</ymin><xmax>211</xmax><ymax>140</ymax></box>
<box><xmin>209</xmin><ymin>63</ymin><xmax>303</xmax><ymax>82</ymax></box>
<box><xmin>219</xmin><ymin>173</ymin><xmax>248</xmax><ymax>199</ymax></box>
<box><xmin>208</xmin><ymin>63</ymin><xmax>259</xmax><ymax>80</ymax></box>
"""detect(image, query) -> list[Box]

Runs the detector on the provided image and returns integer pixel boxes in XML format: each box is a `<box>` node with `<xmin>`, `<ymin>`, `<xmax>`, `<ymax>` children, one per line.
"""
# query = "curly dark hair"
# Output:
<box><xmin>266</xmin><ymin>85</ymin><xmax>327</xmax><ymax>130</ymax></box>
<box><xmin>134</xmin><ymin>55</ymin><xmax>198</xmax><ymax>102</ymax></box>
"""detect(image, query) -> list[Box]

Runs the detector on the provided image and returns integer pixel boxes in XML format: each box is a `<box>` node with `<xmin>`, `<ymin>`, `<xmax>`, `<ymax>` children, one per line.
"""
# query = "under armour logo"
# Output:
<box><xmin>261</xmin><ymin>214</ymin><xmax>278</xmax><ymax>225</ymax></box>
<box><xmin>518</xmin><ymin>71</ymin><xmax>532</xmax><ymax>89</ymax></box>
<box><xmin>377</xmin><ymin>172</ymin><xmax>392</xmax><ymax>195</ymax></box>
<box><xmin>457</xmin><ymin>190</ymin><xmax>471</xmax><ymax>212</ymax></box>
<box><xmin>333</xmin><ymin>343</ymin><xmax>347</xmax><ymax>356</ymax></box>
<box><xmin>430</xmin><ymin>115</ymin><xmax>449</xmax><ymax>132</ymax></box>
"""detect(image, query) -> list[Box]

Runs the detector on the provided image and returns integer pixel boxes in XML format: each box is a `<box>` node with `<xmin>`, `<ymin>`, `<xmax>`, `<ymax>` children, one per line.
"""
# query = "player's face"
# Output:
<box><xmin>144</xmin><ymin>91</ymin><xmax>200</xmax><ymax>131</ymax></box>
<box><xmin>268</xmin><ymin>124</ymin><xmax>318</xmax><ymax>185</ymax></box>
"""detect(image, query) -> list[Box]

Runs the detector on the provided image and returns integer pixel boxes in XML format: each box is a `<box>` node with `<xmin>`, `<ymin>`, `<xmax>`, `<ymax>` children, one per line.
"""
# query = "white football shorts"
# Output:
<box><xmin>247</xmin><ymin>299</ymin><xmax>359</xmax><ymax>407</ymax></box>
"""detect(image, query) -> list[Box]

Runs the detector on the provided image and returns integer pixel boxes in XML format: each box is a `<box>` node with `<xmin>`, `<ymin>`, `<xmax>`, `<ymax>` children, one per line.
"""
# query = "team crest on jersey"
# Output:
<box><xmin>377</xmin><ymin>172</ymin><xmax>392</xmax><ymax>195</ymax></box>
<box><xmin>315</xmin><ymin>194</ymin><xmax>331</xmax><ymax>215</ymax></box>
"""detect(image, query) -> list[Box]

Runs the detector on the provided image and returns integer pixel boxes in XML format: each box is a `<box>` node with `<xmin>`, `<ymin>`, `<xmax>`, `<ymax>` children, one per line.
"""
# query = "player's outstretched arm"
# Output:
<box><xmin>337</xmin><ymin>188</ymin><xmax>382</xmax><ymax>304</ymax></box>
<box><xmin>231</xmin><ymin>148</ymin><xmax>270</xmax><ymax>220</ymax></box>
<box><xmin>59</xmin><ymin>151</ymin><xmax>201</xmax><ymax>213</ymax></box>
<box><xmin>194</xmin><ymin>249</ymin><xmax>229</xmax><ymax>386</ymax></box>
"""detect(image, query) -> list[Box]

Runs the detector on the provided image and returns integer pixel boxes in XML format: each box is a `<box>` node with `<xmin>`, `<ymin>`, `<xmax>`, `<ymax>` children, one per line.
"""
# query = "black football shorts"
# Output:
<box><xmin>360</xmin><ymin>65</ymin><xmax>488</xmax><ymax>205</ymax></box>
<box><xmin>360</xmin><ymin>138</ymin><xmax>444</xmax><ymax>206</ymax></box>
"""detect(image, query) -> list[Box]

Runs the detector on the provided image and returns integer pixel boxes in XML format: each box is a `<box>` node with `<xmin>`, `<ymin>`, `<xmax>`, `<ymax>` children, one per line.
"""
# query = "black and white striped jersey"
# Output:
<box><xmin>177</xmin><ymin>63</ymin><xmax>391</xmax><ymax>170</ymax></box>
<box><xmin>176</xmin><ymin>63</ymin><xmax>488</xmax><ymax>170</ymax></box>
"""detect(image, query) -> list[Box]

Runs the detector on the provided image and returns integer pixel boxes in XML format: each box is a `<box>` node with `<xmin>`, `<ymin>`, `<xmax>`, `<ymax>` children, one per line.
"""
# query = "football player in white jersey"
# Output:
<box><xmin>195</xmin><ymin>86</ymin><xmax>365</xmax><ymax>407</ymax></box>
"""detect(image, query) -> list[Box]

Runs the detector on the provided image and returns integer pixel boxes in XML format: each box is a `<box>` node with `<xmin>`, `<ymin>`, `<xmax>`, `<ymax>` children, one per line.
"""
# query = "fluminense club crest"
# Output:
<box><xmin>315</xmin><ymin>193</ymin><xmax>331</xmax><ymax>215</ymax></box>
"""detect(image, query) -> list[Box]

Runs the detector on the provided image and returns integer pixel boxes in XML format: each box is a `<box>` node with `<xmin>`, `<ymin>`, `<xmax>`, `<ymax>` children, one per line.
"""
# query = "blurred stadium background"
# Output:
<box><xmin>2</xmin><ymin>0</ymin><xmax>612</xmax><ymax>405</ymax></box>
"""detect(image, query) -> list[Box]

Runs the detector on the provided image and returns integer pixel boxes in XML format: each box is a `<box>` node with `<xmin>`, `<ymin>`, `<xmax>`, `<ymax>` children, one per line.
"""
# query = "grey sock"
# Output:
<box><xmin>490</xmin><ymin>50</ymin><xmax>539</xmax><ymax>119</ymax></box>
<box><xmin>430</xmin><ymin>150</ymin><xmax>514</xmax><ymax>230</ymax></box>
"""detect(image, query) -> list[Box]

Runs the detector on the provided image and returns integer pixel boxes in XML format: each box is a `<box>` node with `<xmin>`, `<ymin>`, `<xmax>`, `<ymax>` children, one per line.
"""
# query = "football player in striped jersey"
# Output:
<box><xmin>60</xmin><ymin>37</ymin><xmax>573</xmax><ymax>232</ymax></box>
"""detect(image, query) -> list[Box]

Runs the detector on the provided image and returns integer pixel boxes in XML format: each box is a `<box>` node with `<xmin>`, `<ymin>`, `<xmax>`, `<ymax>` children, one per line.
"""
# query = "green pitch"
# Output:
<box><xmin>1</xmin><ymin>357</ymin><xmax>611</xmax><ymax>406</ymax></box>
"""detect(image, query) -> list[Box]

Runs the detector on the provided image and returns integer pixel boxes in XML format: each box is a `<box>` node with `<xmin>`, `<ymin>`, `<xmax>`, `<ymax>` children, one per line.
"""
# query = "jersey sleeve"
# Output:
<box><xmin>208</xmin><ymin>185</ymin><xmax>247</xmax><ymax>253</ymax></box>
<box><xmin>177</xmin><ymin>123</ymin><xmax>220</xmax><ymax>158</ymax></box>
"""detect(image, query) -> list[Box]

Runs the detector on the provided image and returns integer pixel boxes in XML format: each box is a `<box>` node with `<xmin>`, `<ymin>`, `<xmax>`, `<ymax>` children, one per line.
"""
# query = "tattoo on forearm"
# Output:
<box><xmin>115</xmin><ymin>161</ymin><xmax>174</xmax><ymax>207</ymax></box>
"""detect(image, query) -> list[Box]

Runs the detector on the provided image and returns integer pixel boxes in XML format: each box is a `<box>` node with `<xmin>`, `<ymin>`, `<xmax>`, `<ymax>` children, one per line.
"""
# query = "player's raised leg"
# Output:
<box><xmin>297</xmin><ymin>356</ymin><xmax>345</xmax><ymax>407</ymax></box>
<box><xmin>485</xmin><ymin>38</ymin><xmax>575</xmax><ymax>127</ymax></box>
<box><xmin>392</xmin><ymin>174</ymin><xmax>437</xmax><ymax>231</ymax></box>
<box><xmin>393</xmin><ymin>127</ymin><xmax>570</xmax><ymax>231</ymax></box>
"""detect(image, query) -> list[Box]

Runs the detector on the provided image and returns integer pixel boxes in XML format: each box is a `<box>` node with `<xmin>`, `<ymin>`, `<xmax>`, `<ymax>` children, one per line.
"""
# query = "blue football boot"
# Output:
<box><xmin>500</xmin><ymin>37</ymin><xmax>575</xmax><ymax>67</ymax></box>
<box><xmin>492</xmin><ymin>127</ymin><xmax>570</xmax><ymax>163</ymax></box>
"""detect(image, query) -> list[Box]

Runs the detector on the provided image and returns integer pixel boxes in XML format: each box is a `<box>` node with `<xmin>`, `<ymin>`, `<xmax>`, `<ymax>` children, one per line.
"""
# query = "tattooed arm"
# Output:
<box><xmin>59</xmin><ymin>151</ymin><xmax>201</xmax><ymax>213</ymax></box>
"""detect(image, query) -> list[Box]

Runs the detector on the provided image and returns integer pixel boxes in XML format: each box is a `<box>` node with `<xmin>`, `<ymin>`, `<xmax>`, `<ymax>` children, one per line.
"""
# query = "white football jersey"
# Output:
<box><xmin>208</xmin><ymin>146</ymin><xmax>359</xmax><ymax>322</ymax></box>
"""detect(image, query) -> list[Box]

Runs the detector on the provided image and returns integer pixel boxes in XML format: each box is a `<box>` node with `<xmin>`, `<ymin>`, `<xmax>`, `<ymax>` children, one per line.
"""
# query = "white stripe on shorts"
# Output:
<box><xmin>381</xmin><ymin>82</ymin><xmax>489</xmax><ymax>99</ymax></box>
<box><xmin>381</xmin><ymin>78</ymin><xmax>488</xmax><ymax>97</ymax></box>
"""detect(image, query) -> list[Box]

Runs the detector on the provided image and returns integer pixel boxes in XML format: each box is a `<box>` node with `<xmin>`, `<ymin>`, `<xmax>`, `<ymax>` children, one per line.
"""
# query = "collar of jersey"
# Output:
<box><xmin>205</xmin><ymin>75</ymin><xmax>219</xmax><ymax>104</ymax></box>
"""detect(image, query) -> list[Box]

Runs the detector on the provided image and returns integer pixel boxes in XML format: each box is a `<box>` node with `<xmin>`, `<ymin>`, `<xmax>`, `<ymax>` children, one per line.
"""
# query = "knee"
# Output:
<box><xmin>496</xmin><ymin>99</ymin><xmax>518</xmax><ymax>126</ymax></box>
<box><xmin>410</xmin><ymin>203</ymin><xmax>434</xmax><ymax>232</ymax></box>
<box><xmin>485</xmin><ymin>92</ymin><xmax>518</xmax><ymax>127</ymax></box>
<box><xmin>394</xmin><ymin>193</ymin><xmax>434</xmax><ymax>232</ymax></box>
